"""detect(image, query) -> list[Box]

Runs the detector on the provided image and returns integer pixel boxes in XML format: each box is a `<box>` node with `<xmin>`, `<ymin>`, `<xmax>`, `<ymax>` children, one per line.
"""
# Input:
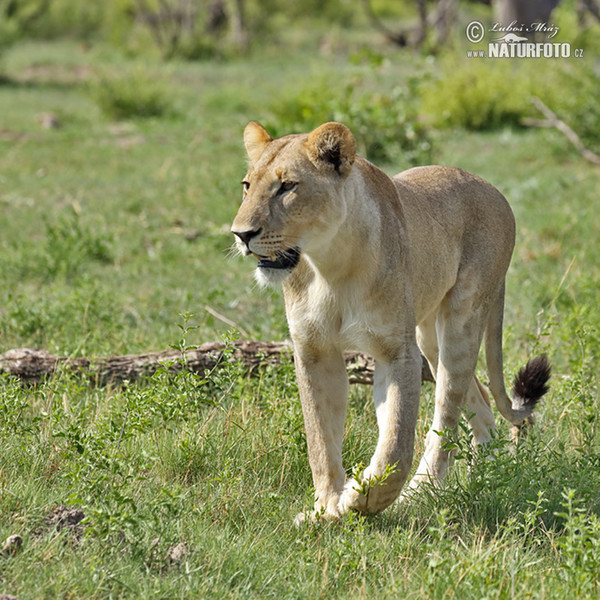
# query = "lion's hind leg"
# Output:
<box><xmin>406</xmin><ymin>292</ymin><xmax>492</xmax><ymax>494</ymax></box>
<box><xmin>465</xmin><ymin>377</ymin><xmax>496</xmax><ymax>446</ymax></box>
<box><xmin>416</xmin><ymin>314</ymin><xmax>496</xmax><ymax>446</ymax></box>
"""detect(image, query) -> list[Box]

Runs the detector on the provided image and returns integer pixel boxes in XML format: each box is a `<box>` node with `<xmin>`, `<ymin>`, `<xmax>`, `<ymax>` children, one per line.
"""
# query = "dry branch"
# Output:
<box><xmin>0</xmin><ymin>342</ymin><xmax>434</xmax><ymax>386</ymax></box>
<box><xmin>523</xmin><ymin>97</ymin><xmax>600</xmax><ymax>167</ymax></box>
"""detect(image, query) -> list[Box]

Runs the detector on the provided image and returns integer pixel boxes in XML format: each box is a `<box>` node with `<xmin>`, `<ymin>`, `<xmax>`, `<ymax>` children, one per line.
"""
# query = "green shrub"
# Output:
<box><xmin>421</xmin><ymin>58</ymin><xmax>600</xmax><ymax>152</ymax></box>
<box><xmin>22</xmin><ymin>0</ymin><xmax>105</xmax><ymax>40</ymax></box>
<box><xmin>420</xmin><ymin>59</ymin><xmax>536</xmax><ymax>130</ymax></box>
<box><xmin>0</xmin><ymin>0</ymin><xmax>51</xmax><ymax>46</ymax></box>
<box><xmin>267</xmin><ymin>76</ymin><xmax>434</xmax><ymax>167</ymax></box>
<box><xmin>89</xmin><ymin>66</ymin><xmax>175</xmax><ymax>120</ymax></box>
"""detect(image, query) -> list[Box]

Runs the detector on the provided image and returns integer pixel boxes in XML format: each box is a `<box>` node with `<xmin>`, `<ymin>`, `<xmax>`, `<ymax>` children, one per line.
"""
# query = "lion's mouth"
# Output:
<box><xmin>257</xmin><ymin>248</ymin><xmax>301</xmax><ymax>270</ymax></box>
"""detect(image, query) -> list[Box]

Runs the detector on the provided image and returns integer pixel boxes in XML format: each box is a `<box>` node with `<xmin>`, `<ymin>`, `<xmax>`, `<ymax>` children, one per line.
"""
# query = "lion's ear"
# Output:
<box><xmin>306</xmin><ymin>122</ymin><xmax>356</xmax><ymax>176</ymax></box>
<box><xmin>244</xmin><ymin>121</ymin><xmax>273</xmax><ymax>164</ymax></box>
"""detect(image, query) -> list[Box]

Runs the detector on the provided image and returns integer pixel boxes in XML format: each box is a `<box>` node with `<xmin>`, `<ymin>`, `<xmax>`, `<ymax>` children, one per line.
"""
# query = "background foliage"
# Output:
<box><xmin>1</xmin><ymin>0</ymin><xmax>600</xmax><ymax>598</ymax></box>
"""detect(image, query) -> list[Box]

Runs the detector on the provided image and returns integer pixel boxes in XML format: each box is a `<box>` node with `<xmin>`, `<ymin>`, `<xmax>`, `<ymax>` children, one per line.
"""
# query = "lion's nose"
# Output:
<box><xmin>232</xmin><ymin>228</ymin><xmax>262</xmax><ymax>247</ymax></box>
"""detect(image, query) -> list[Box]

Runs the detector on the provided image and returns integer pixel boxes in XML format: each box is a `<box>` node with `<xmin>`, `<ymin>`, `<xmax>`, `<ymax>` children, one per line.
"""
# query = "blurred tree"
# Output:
<box><xmin>493</xmin><ymin>0</ymin><xmax>561</xmax><ymax>30</ymax></box>
<box><xmin>130</xmin><ymin>0</ymin><xmax>248</xmax><ymax>58</ymax></box>
<box><xmin>577</xmin><ymin>0</ymin><xmax>600</xmax><ymax>23</ymax></box>
<box><xmin>206</xmin><ymin>0</ymin><xmax>227</xmax><ymax>33</ymax></box>
<box><xmin>429</xmin><ymin>0</ymin><xmax>459</xmax><ymax>45</ymax></box>
<box><xmin>133</xmin><ymin>0</ymin><xmax>199</xmax><ymax>58</ymax></box>
<box><xmin>361</xmin><ymin>0</ymin><xmax>595</xmax><ymax>47</ymax></box>
<box><xmin>230</xmin><ymin>0</ymin><xmax>248</xmax><ymax>52</ymax></box>
<box><xmin>362</xmin><ymin>0</ymin><xmax>459</xmax><ymax>47</ymax></box>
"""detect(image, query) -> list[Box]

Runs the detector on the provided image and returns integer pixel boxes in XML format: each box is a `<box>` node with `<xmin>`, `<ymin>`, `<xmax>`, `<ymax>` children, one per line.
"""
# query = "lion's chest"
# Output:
<box><xmin>286</xmin><ymin>280</ymin><xmax>391</xmax><ymax>356</ymax></box>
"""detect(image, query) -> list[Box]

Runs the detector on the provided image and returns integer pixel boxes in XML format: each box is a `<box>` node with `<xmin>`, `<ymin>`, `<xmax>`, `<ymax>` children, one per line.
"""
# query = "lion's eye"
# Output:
<box><xmin>242</xmin><ymin>181</ymin><xmax>250</xmax><ymax>192</ymax></box>
<box><xmin>279</xmin><ymin>181</ymin><xmax>296</xmax><ymax>194</ymax></box>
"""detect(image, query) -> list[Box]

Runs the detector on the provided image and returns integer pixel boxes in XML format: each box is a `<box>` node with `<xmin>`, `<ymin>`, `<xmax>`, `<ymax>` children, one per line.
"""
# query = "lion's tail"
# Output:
<box><xmin>484</xmin><ymin>286</ymin><xmax>551</xmax><ymax>426</ymax></box>
<box><xmin>510</xmin><ymin>356</ymin><xmax>551</xmax><ymax>413</ymax></box>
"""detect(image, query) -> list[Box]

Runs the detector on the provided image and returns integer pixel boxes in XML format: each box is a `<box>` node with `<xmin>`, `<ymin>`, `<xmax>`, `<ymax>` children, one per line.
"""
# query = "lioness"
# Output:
<box><xmin>231</xmin><ymin>121</ymin><xmax>550</xmax><ymax>521</ymax></box>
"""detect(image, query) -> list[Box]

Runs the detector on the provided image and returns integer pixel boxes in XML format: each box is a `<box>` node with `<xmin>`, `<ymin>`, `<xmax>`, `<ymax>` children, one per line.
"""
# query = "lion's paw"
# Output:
<box><xmin>294</xmin><ymin>497</ymin><xmax>343</xmax><ymax>527</ymax></box>
<box><xmin>293</xmin><ymin>511</ymin><xmax>309</xmax><ymax>527</ymax></box>
<box><xmin>294</xmin><ymin>508</ymin><xmax>341</xmax><ymax>527</ymax></box>
<box><xmin>337</xmin><ymin>479</ymin><xmax>368</xmax><ymax>514</ymax></box>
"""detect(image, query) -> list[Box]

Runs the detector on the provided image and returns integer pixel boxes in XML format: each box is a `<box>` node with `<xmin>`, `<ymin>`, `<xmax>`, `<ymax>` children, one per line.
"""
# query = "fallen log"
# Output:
<box><xmin>0</xmin><ymin>342</ymin><xmax>434</xmax><ymax>386</ymax></box>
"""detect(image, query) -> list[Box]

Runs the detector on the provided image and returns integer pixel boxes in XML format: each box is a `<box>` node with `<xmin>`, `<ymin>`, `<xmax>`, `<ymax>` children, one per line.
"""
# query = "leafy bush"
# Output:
<box><xmin>0</xmin><ymin>0</ymin><xmax>51</xmax><ymax>47</ymax></box>
<box><xmin>0</xmin><ymin>0</ymin><xmax>51</xmax><ymax>69</ymax></box>
<box><xmin>267</xmin><ymin>76</ymin><xmax>434</xmax><ymax>167</ymax></box>
<box><xmin>20</xmin><ymin>0</ymin><xmax>105</xmax><ymax>40</ymax></box>
<box><xmin>89</xmin><ymin>66</ymin><xmax>175</xmax><ymax>120</ymax></box>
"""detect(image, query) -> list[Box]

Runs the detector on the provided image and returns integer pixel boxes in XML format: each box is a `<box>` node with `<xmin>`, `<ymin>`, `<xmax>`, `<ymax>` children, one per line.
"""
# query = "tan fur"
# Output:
<box><xmin>232</xmin><ymin>121</ymin><xmax>536</xmax><ymax>522</ymax></box>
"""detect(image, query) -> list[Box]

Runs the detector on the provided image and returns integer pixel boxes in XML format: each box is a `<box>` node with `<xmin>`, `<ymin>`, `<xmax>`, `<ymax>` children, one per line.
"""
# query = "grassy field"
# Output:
<box><xmin>1</xmin><ymin>22</ymin><xmax>600</xmax><ymax>600</ymax></box>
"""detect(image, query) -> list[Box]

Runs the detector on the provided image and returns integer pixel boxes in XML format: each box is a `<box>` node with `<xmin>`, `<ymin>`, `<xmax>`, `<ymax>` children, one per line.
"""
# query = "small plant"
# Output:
<box><xmin>555</xmin><ymin>489</ymin><xmax>600</xmax><ymax>596</ymax></box>
<box><xmin>349</xmin><ymin>461</ymin><xmax>398</xmax><ymax>497</ymax></box>
<box><xmin>170</xmin><ymin>310</ymin><xmax>201</xmax><ymax>359</ymax></box>
<box><xmin>43</xmin><ymin>207</ymin><xmax>114</xmax><ymax>279</ymax></box>
<box><xmin>89</xmin><ymin>66</ymin><xmax>174</xmax><ymax>120</ymax></box>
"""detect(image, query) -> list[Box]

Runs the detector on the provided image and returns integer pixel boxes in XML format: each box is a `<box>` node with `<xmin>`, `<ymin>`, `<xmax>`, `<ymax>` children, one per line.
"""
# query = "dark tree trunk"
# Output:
<box><xmin>494</xmin><ymin>0</ymin><xmax>561</xmax><ymax>30</ymax></box>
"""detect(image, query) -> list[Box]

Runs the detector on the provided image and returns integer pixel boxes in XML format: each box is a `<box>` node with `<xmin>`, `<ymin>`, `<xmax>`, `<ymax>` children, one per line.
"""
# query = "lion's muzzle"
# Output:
<box><xmin>232</xmin><ymin>227</ymin><xmax>262</xmax><ymax>256</ymax></box>
<box><xmin>257</xmin><ymin>247</ymin><xmax>301</xmax><ymax>271</ymax></box>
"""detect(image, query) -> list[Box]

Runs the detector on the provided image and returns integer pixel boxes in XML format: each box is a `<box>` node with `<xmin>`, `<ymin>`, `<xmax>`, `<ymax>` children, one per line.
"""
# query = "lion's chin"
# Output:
<box><xmin>254</xmin><ymin>266</ymin><xmax>292</xmax><ymax>288</ymax></box>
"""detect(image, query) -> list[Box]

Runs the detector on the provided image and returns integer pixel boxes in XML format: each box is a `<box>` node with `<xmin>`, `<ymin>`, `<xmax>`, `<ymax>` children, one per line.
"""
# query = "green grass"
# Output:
<box><xmin>1</xmin><ymin>31</ymin><xmax>600</xmax><ymax>599</ymax></box>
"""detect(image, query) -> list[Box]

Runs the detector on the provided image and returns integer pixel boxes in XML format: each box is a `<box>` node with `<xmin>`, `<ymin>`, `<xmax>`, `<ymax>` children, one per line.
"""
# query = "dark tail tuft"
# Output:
<box><xmin>512</xmin><ymin>355</ymin><xmax>551</xmax><ymax>409</ymax></box>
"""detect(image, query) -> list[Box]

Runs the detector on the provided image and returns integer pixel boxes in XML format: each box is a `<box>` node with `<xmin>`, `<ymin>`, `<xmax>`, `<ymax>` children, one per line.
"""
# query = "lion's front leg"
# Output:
<box><xmin>293</xmin><ymin>346</ymin><xmax>349</xmax><ymax>523</ymax></box>
<box><xmin>338</xmin><ymin>345</ymin><xmax>422</xmax><ymax>515</ymax></box>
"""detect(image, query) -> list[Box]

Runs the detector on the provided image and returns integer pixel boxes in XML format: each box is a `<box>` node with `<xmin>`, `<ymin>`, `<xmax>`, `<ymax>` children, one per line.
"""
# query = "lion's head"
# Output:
<box><xmin>231</xmin><ymin>121</ymin><xmax>357</xmax><ymax>286</ymax></box>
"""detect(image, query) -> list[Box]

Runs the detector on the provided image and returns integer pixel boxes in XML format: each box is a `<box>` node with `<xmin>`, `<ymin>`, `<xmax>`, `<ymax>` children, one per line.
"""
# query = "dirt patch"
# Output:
<box><xmin>35</xmin><ymin>505</ymin><xmax>87</xmax><ymax>540</ymax></box>
<box><xmin>18</xmin><ymin>63</ymin><xmax>92</xmax><ymax>86</ymax></box>
<box><xmin>147</xmin><ymin>539</ymin><xmax>193</xmax><ymax>572</ymax></box>
<box><xmin>166</xmin><ymin>542</ymin><xmax>189</xmax><ymax>566</ymax></box>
